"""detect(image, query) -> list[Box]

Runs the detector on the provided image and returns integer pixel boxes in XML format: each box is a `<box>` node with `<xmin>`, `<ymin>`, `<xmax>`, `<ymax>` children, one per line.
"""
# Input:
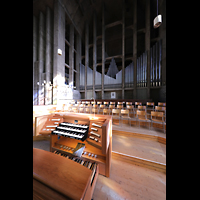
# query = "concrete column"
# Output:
<box><xmin>45</xmin><ymin>7</ymin><xmax>53</xmax><ymax>104</ymax></box>
<box><xmin>38</xmin><ymin>11</ymin><xmax>45</xmax><ymax>105</ymax></box>
<box><xmin>133</xmin><ymin>0</ymin><xmax>137</xmax><ymax>99</ymax></box>
<box><xmin>101</xmin><ymin>2</ymin><xmax>105</xmax><ymax>99</ymax></box>
<box><xmin>69</xmin><ymin>24</ymin><xmax>74</xmax><ymax>86</ymax></box>
<box><xmin>93</xmin><ymin>12</ymin><xmax>97</xmax><ymax>99</ymax></box>
<box><xmin>33</xmin><ymin>15</ymin><xmax>38</xmax><ymax>105</ymax></box>
<box><xmin>53</xmin><ymin>0</ymin><xmax>65</xmax><ymax>104</ymax></box>
<box><xmin>145</xmin><ymin>0</ymin><xmax>151</xmax><ymax>99</ymax></box>
<box><xmin>76</xmin><ymin>33</ymin><xmax>81</xmax><ymax>91</ymax></box>
<box><xmin>85</xmin><ymin>21</ymin><xmax>89</xmax><ymax>99</ymax></box>
<box><xmin>122</xmin><ymin>1</ymin><xmax>125</xmax><ymax>99</ymax></box>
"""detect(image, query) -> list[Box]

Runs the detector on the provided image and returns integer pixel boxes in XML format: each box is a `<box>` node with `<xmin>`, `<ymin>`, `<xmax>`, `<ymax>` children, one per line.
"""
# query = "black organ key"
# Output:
<box><xmin>87</xmin><ymin>162</ymin><xmax>92</xmax><ymax>169</ymax></box>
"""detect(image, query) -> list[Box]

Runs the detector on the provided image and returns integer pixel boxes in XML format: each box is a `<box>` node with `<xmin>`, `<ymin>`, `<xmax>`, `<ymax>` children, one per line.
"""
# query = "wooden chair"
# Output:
<box><xmin>98</xmin><ymin>104</ymin><xmax>105</xmax><ymax>114</ymax></box>
<box><xmin>126</xmin><ymin>105</ymin><xmax>135</xmax><ymax>117</ymax></box>
<box><xmin>137</xmin><ymin>106</ymin><xmax>146</xmax><ymax>111</ymax></box>
<box><xmin>103</xmin><ymin>108</ymin><xmax>110</xmax><ymax>115</ymax></box>
<box><xmin>97</xmin><ymin>101</ymin><xmax>102</xmax><ymax>106</ymax></box>
<box><xmin>104</xmin><ymin>101</ymin><xmax>109</xmax><ymax>108</ymax></box>
<box><xmin>112</xmin><ymin>109</ymin><xmax>121</xmax><ymax>125</ymax></box>
<box><xmin>146</xmin><ymin>102</ymin><xmax>155</xmax><ymax>110</ymax></box>
<box><xmin>151</xmin><ymin>111</ymin><xmax>166</xmax><ymax>133</ymax></box>
<box><xmin>135</xmin><ymin>102</ymin><xmax>142</xmax><ymax>108</ymax></box>
<box><xmin>76</xmin><ymin>100</ymin><xmax>81</xmax><ymax>105</ymax></box>
<box><xmin>84</xmin><ymin>107</ymin><xmax>91</xmax><ymax>114</ymax></box>
<box><xmin>78</xmin><ymin>107</ymin><xmax>85</xmax><ymax>113</ymax></box>
<box><xmin>110</xmin><ymin>102</ymin><xmax>115</xmax><ymax>105</ymax></box>
<box><xmin>91</xmin><ymin>108</ymin><xmax>98</xmax><ymax>114</ymax></box>
<box><xmin>155</xmin><ymin>106</ymin><xmax>166</xmax><ymax>112</ymax></box>
<box><xmin>136</xmin><ymin>110</ymin><xmax>151</xmax><ymax>129</ymax></box>
<box><xmin>117</xmin><ymin>105</ymin><xmax>123</xmax><ymax>109</ymax></box>
<box><xmin>126</xmin><ymin>102</ymin><xmax>132</xmax><ymax>106</ymax></box>
<box><xmin>92</xmin><ymin>104</ymin><xmax>98</xmax><ymax>108</ymax></box>
<box><xmin>71</xmin><ymin>107</ymin><xmax>78</xmax><ymax>113</ymax></box>
<box><xmin>120</xmin><ymin>109</ymin><xmax>131</xmax><ymax>126</ymax></box>
<box><xmin>155</xmin><ymin>106</ymin><xmax>166</xmax><ymax>119</ymax></box>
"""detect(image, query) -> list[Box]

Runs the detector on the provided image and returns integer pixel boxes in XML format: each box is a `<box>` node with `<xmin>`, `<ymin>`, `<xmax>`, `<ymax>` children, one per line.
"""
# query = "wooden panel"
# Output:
<box><xmin>33</xmin><ymin>148</ymin><xmax>92</xmax><ymax>200</ymax></box>
<box><xmin>112</xmin><ymin>151</ymin><xmax>166</xmax><ymax>174</ymax></box>
<box><xmin>33</xmin><ymin>178</ymin><xmax>69</xmax><ymax>200</ymax></box>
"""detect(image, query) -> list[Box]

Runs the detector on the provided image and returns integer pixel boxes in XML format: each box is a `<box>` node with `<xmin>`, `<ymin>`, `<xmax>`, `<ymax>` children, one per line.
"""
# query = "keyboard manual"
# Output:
<box><xmin>51</xmin><ymin>122</ymin><xmax>89</xmax><ymax>141</ymax></box>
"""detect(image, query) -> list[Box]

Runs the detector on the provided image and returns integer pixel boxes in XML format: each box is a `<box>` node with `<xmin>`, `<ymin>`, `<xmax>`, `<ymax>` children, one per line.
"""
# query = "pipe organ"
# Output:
<box><xmin>33</xmin><ymin>112</ymin><xmax>112</xmax><ymax>199</ymax></box>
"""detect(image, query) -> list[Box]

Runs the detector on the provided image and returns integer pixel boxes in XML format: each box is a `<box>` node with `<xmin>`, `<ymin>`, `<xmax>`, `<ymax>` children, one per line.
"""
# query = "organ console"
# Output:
<box><xmin>34</xmin><ymin>112</ymin><xmax>112</xmax><ymax>199</ymax></box>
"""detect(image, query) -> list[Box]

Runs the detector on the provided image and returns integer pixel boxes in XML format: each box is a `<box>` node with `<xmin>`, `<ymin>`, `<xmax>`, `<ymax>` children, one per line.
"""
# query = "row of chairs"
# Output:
<box><xmin>73</xmin><ymin>101</ymin><xmax>166</xmax><ymax>108</ymax></box>
<box><xmin>62</xmin><ymin>104</ymin><xmax>165</xmax><ymax>133</ymax></box>
<box><xmin>111</xmin><ymin>109</ymin><xmax>165</xmax><ymax>133</ymax></box>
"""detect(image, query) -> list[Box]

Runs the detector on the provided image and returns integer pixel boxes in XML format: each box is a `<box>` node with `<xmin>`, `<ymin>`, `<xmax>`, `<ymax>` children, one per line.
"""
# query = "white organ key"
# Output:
<box><xmin>91</xmin><ymin>127</ymin><xmax>98</xmax><ymax>131</ymax></box>
<box><xmin>60</xmin><ymin>122</ymin><xmax>88</xmax><ymax>129</ymax></box>
<box><xmin>53</xmin><ymin>130</ymin><xmax>83</xmax><ymax>138</ymax></box>
<box><xmin>89</xmin><ymin>136</ymin><xmax>94</xmax><ymax>140</ymax></box>
<box><xmin>46</xmin><ymin>125</ymin><xmax>57</xmax><ymax>127</ymax></box>
<box><xmin>90</xmin><ymin>131</ymin><xmax>100</xmax><ymax>138</ymax></box>
<box><xmin>51</xmin><ymin>119</ymin><xmax>60</xmax><ymax>121</ymax></box>
<box><xmin>92</xmin><ymin>123</ymin><xmax>102</xmax><ymax>128</ymax></box>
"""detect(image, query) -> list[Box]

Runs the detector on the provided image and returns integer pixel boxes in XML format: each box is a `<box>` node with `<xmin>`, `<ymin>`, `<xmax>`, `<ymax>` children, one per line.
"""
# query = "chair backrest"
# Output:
<box><xmin>85</xmin><ymin>108</ymin><xmax>90</xmax><ymax>113</ymax></box>
<box><xmin>93</xmin><ymin>104</ymin><xmax>98</xmax><ymax>108</ymax></box>
<box><xmin>97</xmin><ymin>101</ymin><xmax>102</xmax><ymax>105</ymax></box>
<box><xmin>109</xmin><ymin>105</ymin><xmax>115</xmax><ymax>109</ymax></box>
<box><xmin>71</xmin><ymin>107</ymin><xmax>78</xmax><ymax>113</ymax></box>
<box><xmin>112</xmin><ymin>109</ymin><xmax>120</xmax><ymax>116</ymax></box>
<box><xmin>158</xmin><ymin>102</ymin><xmax>166</xmax><ymax>107</ymax></box>
<box><xmin>82</xmin><ymin>101</ymin><xmax>86</xmax><ymax>104</ymax></box>
<box><xmin>104</xmin><ymin>101</ymin><xmax>109</xmax><ymax>105</ymax></box>
<box><xmin>126</xmin><ymin>102</ymin><xmax>132</xmax><ymax>106</ymax></box>
<box><xmin>146</xmin><ymin>102</ymin><xmax>154</xmax><ymax>107</ymax></box>
<box><xmin>91</xmin><ymin>108</ymin><xmax>98</xmax><ymax>113</ymax></box>
<box><xmin>127</xmin><ymin>105</ymin><xmax>134</xmax><ymax>110</ymax></box>
<box><xmin>138</xmin><ymin>106</ymin><xmax>146</xmax><ymax>110</ymax></box>
<box><xmin>136</xmin><ymin>110</ymin><xmax>146</xmax><ymax>118</ymax></box>
<box><xmin>151</xmin><ymin>111</ymin><xmax>164</xmax><ymax>121</ymax></box>
<box><xmin>110</xmin><ymin>102</ymin><xmax>115</xmax><ymax>105</ymax></box>
<box><xmin>79</xmin><ymin>107</ymin><xmax>84</xmax><ymax>113</ymax></box>
<box><xmin>118</xmin><ymin>102</ymin><xmax>123</xmax><ymax>105</ymax></box>
<box><xmin>151</xmin><ymin>111</ymin><xmax>163</xmax><ymax>117</ymax></box>
<box><xmin>135</xmin><ymin>102</ymin><xmax>142</xmax><ymax>108</ymax></box>
<box><xmin>77</xmin><ymin>101</ymin><xmax>81</xmax><ymax>105</ymax></box>
<box><xmin>117</xmin><ymin>105</ymin><xmax>123</xmax><ymax>109</ymax></box>
<box><xmin>126</xmin><ymin>105</ymin><xmax>134</xmax><ymax>112</ymax></box>
<box><xmin>121</xmin><ymin>109</ymin><xmax>129</xmax><ymax>117</ymax></box>
<box><xmin>103</xmin><ymin>108</ymin><xmax>110</xmax><ymax>115</ymax></box>
<box><xmin>155</xmin><ymin>106</ymin><xmax>166</xmax><ymax>112</ymax></box>
<box><xmin>99</xmin><ymin>104</ymin><xmax>105</xmax><ymax>109</ymax></box>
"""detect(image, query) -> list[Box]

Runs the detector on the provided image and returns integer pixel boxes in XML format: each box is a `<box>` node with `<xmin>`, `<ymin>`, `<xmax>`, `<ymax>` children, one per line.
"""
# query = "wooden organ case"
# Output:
<box><xmin>33</xmin><ymin>112</ymin><xmax>112</xmax><ymax>200</ymax></box>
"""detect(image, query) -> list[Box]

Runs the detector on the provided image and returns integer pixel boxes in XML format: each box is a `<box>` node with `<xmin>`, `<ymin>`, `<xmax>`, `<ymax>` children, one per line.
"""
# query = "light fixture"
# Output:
<box><xmin>153</xmin><ymin>0</ymin><xmax>162</xmax><ymax>28</ymax></box>
<box><xmin>58</xmin><ymin>49</ymin><xmax>62</xmax><ymax>55</ymax></box>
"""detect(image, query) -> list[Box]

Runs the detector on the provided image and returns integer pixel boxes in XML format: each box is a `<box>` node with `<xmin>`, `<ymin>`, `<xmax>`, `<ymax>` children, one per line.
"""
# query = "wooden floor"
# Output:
<box><xmin>33</xmin><ymin>124</ymin><xmax>166</xmax><ymax>200</ymax></box>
